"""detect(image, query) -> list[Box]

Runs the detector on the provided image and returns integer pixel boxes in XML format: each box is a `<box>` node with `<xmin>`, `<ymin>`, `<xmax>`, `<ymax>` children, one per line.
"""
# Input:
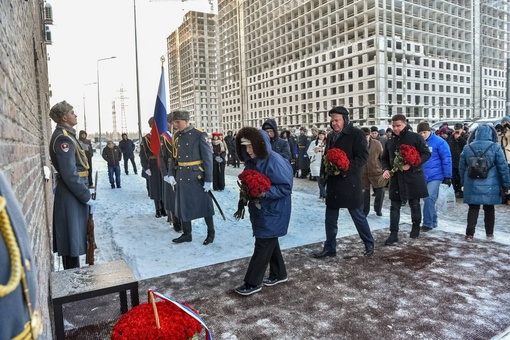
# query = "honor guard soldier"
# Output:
<box><xmin>140</xmin><ymin>117</ymin><xmax>166</xmax><ymax>218</ymax></box>
<box><xmin>161</xmin><ymin>113</ymin><xmax>182</xmax><ymax>232</ymax></box>
<box><xmin>0</xmin><ymin>171</ymin><xmax>42</xmax><ymax>339</ymax></box>
<box><xmin>167</xmin><ymin>109</ymin><xmax>216</xmax><ymax>245</ymax></box>
<box><xmin>49</xmin><ymin>101</ymin><xmax>97</xmax><ymax>269</ymax></box>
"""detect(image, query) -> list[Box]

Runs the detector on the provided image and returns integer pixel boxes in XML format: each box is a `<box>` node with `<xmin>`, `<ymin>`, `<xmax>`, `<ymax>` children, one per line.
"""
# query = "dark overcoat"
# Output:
<box><xmin>169</xmin><ymin>126</ymin><xmax>214</xmax><ymax>222</ymax></box>
<box><xmin>0</xmin><ymin>171</ymin><xmax>38</xmax><ymax>340</ymax></box>
<box><xmin>140</xmin><ymin>133</ymin><xmax>163</xmax><ymax>201</ymax></box>
<box><xmin>381</xmin><ymin>125</ymin><xmax>431</xmax><ymax>201</ymax></box>
<box><xmin>160</xmin><ymin>132</ymin><xmax>177</xmax><ymax>213</ymax></box>
<box><xmin>118</xmin><ymin>138</ymin><xmax>136</xmax><ymax>159</ymax></box>
<box><xmin>297</xmin><ymin>133</ymin><xmax>310</xmax><ymax>170</ymax></box>
<box><xmin>321</xmin><ymin>122</ymin><xmax>368</xmax><ymax>208</ymax></box>
<box><xmin>49</xmin><ymin>125</ymin><xmax>91</xmax><ymax>256</ymax></box>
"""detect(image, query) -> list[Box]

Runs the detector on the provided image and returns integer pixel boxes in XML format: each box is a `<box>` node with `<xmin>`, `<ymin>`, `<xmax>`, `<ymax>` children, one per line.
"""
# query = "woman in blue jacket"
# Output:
<box><xmin>459</xmin><ymin>124</ymin><xmax>510</xmax><ymax>241</ymax></box>
<box><xmin>234</xmin><ymin>127</ymin><xmax>293</xmax><ymax>296</ymax></box>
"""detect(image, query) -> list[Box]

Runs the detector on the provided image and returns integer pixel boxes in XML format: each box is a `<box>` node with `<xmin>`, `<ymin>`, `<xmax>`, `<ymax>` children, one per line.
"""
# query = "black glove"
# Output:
<box><xmin>442</xmin><ymin>178</ymin><xmax>452</xmax><ymax>187</ymax></box>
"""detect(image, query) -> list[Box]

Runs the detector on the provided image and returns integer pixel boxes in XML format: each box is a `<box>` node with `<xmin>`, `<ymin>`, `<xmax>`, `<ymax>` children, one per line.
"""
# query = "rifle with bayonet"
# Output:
<box><xmin>85</xmin><ymin>171</ymin><xmax>98</xmax><ymax>265</ymax></box>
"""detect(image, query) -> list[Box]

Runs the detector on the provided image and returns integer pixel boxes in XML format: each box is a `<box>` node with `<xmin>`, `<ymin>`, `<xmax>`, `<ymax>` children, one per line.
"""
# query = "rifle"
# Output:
<box><xmin>85</xmin><ymin>171</ymin><xmax>98</xmax><ymax>265</ymax></box>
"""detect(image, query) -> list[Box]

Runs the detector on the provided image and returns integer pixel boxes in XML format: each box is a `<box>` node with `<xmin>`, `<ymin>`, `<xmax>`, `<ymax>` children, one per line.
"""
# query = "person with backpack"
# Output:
<box><xmin>459</xmin><ymin>124</ymin><xmax>510</xmax><ymax>241</ymax></box>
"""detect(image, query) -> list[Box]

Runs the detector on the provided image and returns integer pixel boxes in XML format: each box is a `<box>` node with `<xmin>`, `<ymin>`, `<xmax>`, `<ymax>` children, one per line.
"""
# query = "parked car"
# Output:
<box><xmin>430</xmin><ymin>119</ymin><xmax>472</xmax><ymax>131</ymax></box>
<box><xmin>468</xmin><ymin>117</ymin><xmax>504</xmax><ymax>132</ymax></box>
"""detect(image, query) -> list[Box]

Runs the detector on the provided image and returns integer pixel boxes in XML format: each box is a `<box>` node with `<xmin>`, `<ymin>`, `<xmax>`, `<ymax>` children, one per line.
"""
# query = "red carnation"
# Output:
<box><xmin>234</xmin><ymin>170</ymin><xmax>271</xmax><ymax>220</ymax></box>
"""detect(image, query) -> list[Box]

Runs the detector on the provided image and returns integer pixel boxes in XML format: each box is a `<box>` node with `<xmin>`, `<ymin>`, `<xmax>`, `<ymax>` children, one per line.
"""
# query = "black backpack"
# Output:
<box><xmin>467</xmin><ymin>144</ymin><xmax>494</xmax><ymax>179</ymax></box>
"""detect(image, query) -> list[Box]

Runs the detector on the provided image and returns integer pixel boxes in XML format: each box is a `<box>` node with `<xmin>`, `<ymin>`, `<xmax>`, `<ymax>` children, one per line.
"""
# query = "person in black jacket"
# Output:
<box><xmin>118</xmin><ymin>133</ymin><xmax>138</xmax><ymax>175</ymax></box>
<box><xmin>381</xmin><ymin>114</ymin><xmax>431</xmax><ymax>245</ymax></box>
<box><xmin>446</xmin><ymin>123</ymin><xmax>467</xmax><ymax>198</ymax></box>
<box><xmin>102</xmin><ymin>140</ymin><xmax>122</xmax><ymax>189</ymax></box>
<box><xmin>224</xmin><ymin>130</ymin><xmax>238</xmax><ymax>167</ymax></box>
<box><xmin>262</xmin><ymin>118</ymin><xmax>291</xmax><ymax>161</ymax></box>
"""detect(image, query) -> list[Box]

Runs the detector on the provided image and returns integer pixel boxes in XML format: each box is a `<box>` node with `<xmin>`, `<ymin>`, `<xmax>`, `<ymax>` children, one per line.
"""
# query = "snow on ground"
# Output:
<box><xmin>55</xmin><ymin>153</ymin><xmax>510</xmax><ymax>280</ymax></box>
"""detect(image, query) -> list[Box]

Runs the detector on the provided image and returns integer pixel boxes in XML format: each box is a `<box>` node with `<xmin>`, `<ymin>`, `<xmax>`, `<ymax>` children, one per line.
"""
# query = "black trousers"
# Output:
<box><xmin>123</xmin><ymin>156</ymin><xmax>137</xmax><ymax>174</ymax></box>
<box><xmin>244</xmin><ymin>237</ymin><xmax>286</xmax><ymax>286</ymax></box>
<box><xmin>62</xmin><ymin>256</ymin><xmax>80</xmax><ymax>270</ymax></box>
<box><xmin>390</xmin><ymin>198</ymin><xmax>422</xmax><ymax>231</ymax></box>
<box><xmin>466</xmin><ymin>204</ymin><xmax>495</xmax><ymax>236</ymax></box>
<box><xmin>452</xmin><ymin>168</ymin><xmax>462</xmax><ymax>194</ymax></box>
<box><xmin>363</xmin><ymin>187</ymin><xmax>384</xmax><ymax>215</ymax></box>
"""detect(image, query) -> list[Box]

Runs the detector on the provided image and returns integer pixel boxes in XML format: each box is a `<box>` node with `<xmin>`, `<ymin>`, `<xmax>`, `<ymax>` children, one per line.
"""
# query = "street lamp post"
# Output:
<box><xmin>96</xmin><ymin>56</ymin><xmax>116</xmax><ymax>151</ymax></box>
<box><xmin>83</xmin><ymin>82</ymin><xmax>97</xmax><ymax>132</ymax></box>
<box><xmin>133</xmin><ymin>0</ymin><xmax>143</xmax><ymax>143</ymax></box>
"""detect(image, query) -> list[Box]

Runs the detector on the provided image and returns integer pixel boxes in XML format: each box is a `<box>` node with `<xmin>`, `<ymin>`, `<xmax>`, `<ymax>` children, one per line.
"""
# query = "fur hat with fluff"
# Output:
<box><xmin>235</xmin><ymin>127</ymin><xmax>268</xmax><ymax>162</ymax></box>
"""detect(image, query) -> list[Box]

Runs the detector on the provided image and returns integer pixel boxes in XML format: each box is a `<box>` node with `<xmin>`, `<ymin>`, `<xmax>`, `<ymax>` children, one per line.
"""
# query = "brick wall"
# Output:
<box><xmin>0</xmin><ymin>1</ymin><xmax>53</xmax><ymax>338</ymax></box>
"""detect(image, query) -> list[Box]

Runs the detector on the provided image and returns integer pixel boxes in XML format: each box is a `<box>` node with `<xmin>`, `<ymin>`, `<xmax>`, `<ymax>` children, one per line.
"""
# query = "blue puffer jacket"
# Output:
<box><xmin>459</xmin><ymin>125</ymin><xmax>510</xmax><ymax>205</ymax></box>
<box><xmin>238</xmin><ymin>129</ymin><xmax>293</xmax><ymax>238</ymax></box>
<box><xmin>423</xmin><ymin>133</ymin><xmax>452</xmax><ymax>182</ymax></box>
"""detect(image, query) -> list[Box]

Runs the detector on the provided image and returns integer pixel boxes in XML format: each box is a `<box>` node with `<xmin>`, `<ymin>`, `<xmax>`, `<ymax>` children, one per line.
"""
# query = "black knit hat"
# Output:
<box><xmin>328</xmin><ymin>106</ymin><xmax>350</xmax><ymax>124</ymax></box>
<box><xmin>417</xmin><ymin>122</ymin><xmax>431</xmax><ymax>133</ymax></box>
<box><xmin>370</xmin><ymin>126</ymin><xmax>379</xmax><ymax>132</ymax></box>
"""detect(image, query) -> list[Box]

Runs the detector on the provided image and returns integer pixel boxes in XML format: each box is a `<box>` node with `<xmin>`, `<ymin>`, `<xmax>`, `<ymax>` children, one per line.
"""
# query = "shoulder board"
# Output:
<box><xmin>195</xmin><ymin>128</ymin><xmax>204</xmax><ymax>133</ymax></box>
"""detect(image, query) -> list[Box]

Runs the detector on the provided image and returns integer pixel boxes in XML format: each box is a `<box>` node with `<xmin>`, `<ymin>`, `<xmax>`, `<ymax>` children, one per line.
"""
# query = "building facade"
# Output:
<box><xmin>167</xmin><ymin>11</ymin><xmax>222</xmax><ymax>132</ymax></box>
<box><xmin>218</xmin><ymin>0</ymin><xmax>509</xmax><ymax>132</ymax></box>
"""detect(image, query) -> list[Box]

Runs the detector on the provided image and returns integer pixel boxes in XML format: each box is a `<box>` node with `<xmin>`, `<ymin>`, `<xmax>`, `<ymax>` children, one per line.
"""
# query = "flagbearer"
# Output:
<box><xmin>140</xmin><ymin>117</ymin><xmax>166</xmax><ymax>218</ymax></box>
<box><xmin>168</xmin><ymin>109</ymin><xmax>216</xmax><ymax>245</ymax></box>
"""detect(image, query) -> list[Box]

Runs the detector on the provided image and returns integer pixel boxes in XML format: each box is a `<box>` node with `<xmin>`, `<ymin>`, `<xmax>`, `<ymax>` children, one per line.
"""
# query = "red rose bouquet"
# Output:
<box><xmin>323</xmin><ymin>148</ymin><xmax>350</xmax><ymax>177</ymax></box>
<box><xmin>233</xmin><ymin>169</ymin><xmax>271</xmax><ymax>220</ymax></box>
<box><xmin>390</xmin><ymin>144</ymin><xmax>421</xmax><ymax>174</ymax></box>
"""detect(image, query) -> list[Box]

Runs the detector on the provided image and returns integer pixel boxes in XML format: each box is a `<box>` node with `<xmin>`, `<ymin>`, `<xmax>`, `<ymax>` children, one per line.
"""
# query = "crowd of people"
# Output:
<box><xmin>47</xmin><ymin>99</ymin><xmax>510</xmax><ymax>301</ymax></box>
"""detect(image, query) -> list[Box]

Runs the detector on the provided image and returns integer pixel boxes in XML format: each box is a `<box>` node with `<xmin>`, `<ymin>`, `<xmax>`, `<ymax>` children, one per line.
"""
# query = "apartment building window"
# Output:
<box><xmin>339</xmin><ymin>86</ymin><xmax>345</xmax><ymax>94</ymax></box>
<box><xmin>358</xmin><ymin>69</ymin><xmax>363</xmax><ymax>77</ymax></box>
<box><xmin>415</xmin><ymin>83</ymin><xmax>420</xmax><ymax>90</ymax></box>
<box><xmin>348</xmin><ymin>71</ymin><xmax>353</xmax><ymax>79</ymax></box>
<box><xmin>415</xmin><ymin>70</ymin><xmax>420</xmax><ymax>78</ymax></box>
<box><xmin>348</xmin><ymin>84</ymin><xmax>353</xmax><ymax>92</ymax></box>
<box><xmin>358</xmin><ymin>82</ymin><xmax>363</xmax><ymax>90</ymax></box>
<box><xmin>388</xmin><ymin>80</ymin><xmax>393</xmax><ymax>88</ymax></box>
<box><xmin>330</xmin><ymin>75</ymin><xmax>336</xmax><ymax>82</ymax></box>
<box><xmin>396</xmin><ymin>81</ymin><xmax>402</xmax><ymax>89</ymax></box>
<box><xmin>367</xmin><ymin>67</ymin><xmax>375</xmax><ymax>75</ymax></box>
<box><xmin>396</xmin><ymin>68</ymin><xmax>402</xmax><ymax>76</ymax></box>
<box><xmin>388</xmin><ymin>67</ymin><xmax>392</xmax><ymax>75</ymax></box>
<box><xmin>407</xmin><ymin>70</ymin><xmax>411</xmax><ymax>77</ymax></box>
<box><xmin>424</xmin><ymin>84</ymin><xmax>429</xmax><ymax>91</ymax></box>
<box><xmin>368</xmin><ymin>80</ymin><xmax>375</xmax><ymax>89</ymax></box>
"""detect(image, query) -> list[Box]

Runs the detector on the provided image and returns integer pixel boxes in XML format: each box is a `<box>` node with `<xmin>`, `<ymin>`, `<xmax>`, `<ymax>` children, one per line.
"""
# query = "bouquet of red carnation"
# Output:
<box><xmin>111</xmin><ymin>300</ymin><xmax>203</xmax><ymax>340</ymax></box>
<box><xmin>390</xmin><ymin>144</ymin><xmax>422</xmax><ymax>175</ymax></box>
<box><xmin>323</xmin><ymin>148</ymin><xmax>350</xmax><ymax>177</ymax></box>
<box><xmin>233</xmin><ymin>169</ymin><xmax>271</xmax><ymax>220</ymax></box>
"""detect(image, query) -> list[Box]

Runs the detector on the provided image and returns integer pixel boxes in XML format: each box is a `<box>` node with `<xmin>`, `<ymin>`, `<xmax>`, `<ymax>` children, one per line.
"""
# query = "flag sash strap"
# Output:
<box><xmin>162</xmin><ymin>131</ymin><xmax>172</xmax><ymax>143</ymax></box>
<box><xmin>150</xmin><ymin>290</ymin><xmax>212</xmax><ymax>340</ymax></box>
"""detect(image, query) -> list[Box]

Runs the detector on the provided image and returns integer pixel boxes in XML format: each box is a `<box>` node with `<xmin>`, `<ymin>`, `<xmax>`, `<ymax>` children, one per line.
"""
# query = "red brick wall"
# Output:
<box><xmin>0</xmin><ymin>1</ymin><xmax>53</xmax><ymax>337</ymax></box>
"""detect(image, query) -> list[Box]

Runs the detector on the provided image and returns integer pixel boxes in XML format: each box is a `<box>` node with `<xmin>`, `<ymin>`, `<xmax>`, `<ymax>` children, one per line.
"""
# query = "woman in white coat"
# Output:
<box><xmin>307</xmin><ymin>130</ymin><xmax>327</xmax><ymax>200</ymax></box>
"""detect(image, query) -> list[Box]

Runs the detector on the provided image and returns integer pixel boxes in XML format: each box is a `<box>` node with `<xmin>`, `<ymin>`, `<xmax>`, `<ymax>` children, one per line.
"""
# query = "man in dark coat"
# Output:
<box><xmin>297</xmin><ymin>127</ymin><xmax>310</xmax><ymax>178</ymax></box>
<box><xmin>313</xmin><ymin>106</ymin><xmax>375</xmax><ymax>258</ymax></box>
<box><xmin>49</xmin><ymin>101</ymin><xmax>96</xmax><ymax>269</ymax></box>
<box><xmin>78</xmin><ymin>130</ymin><xmax>94</xmax><ymax>187</ymax></box>
<box><xmin>102</xmin><ymin>140</ymin><xmax>122</xmax><ymax>189</ymax></box>
<box><xmin>168</xmin><ymin>109</ymin><xmax>215</xmax><ymax>245</ymax></box>
<box><xmin>262</xmin><ymin>118</ymin><xmax>291</xmax><ymax>161</ymax></box>
<box><xmin>446</xmin><ymin>123</ymin><xmax>467</xmax><ymax>197</ymax></box>
<box><xmin>224</xmin><ymin>130</ymin><xmax>237</xmax><ymax>167</ymax></box>
<box><xmin>140</xmin><ymin>117</ymin><xmax>166</xmax><ymax>218</ymax></box>
<box><xmin>233</xmin><ymin>127</ymin><xmax>293</xmax><ymax>295</ymax></box>
<box><xmin>381</xmin><ymin>114</ymin><xmax>431</xmax><ymax>245</ymax></box>
<box><xmin>118</xmin><ymin>133</ymin><xmax>138</xmax><ymax>175</ymax></box>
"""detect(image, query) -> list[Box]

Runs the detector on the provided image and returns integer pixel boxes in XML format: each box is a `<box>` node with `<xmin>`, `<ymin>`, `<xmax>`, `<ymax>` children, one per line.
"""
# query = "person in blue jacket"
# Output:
<box><xmin>234</xmin><ymin>127</ymin><xmax>293</xmax><ymax>296</ymax></box>
<box><xmin>459</xmin><ymin>124</ymin><xmax>510</xmax><ymax>241</ymax></box>
<box><xmin>416</xmin><ymin>122</ymin><xmax>453</xmax><ymax>232</ymax></box>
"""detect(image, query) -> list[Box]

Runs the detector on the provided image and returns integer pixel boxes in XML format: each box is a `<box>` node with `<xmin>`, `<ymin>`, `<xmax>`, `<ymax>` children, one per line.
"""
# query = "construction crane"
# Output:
<box><xmin>149</xmin><ymin>0</ymin><xmax>214</xmax><ymax>12</ymax></box>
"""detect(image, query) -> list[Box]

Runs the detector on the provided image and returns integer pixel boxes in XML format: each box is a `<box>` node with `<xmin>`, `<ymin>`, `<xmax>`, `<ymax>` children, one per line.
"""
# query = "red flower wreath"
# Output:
<box><xmin>111</xmin><ymin>300</ymin><xmax>203</xmax><ymax>340</ymax></box>
<box><xmin>323</xmin><ymin>148</ymin><xmax>350</xmax><ymax>177</ymax></box>
<box><xmin>233</xmin><ymin>169</ymin><xmax>271</xmax><ymax>220</ymax></box>
<box><xmin>390</xmin><ymin>144</ymin><xmax>421</xmax><ymax>174</ymax></box>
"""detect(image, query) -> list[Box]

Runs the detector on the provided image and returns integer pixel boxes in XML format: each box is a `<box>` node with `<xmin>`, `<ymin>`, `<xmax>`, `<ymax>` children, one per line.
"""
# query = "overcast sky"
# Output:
<box><xmin>47</xmin><ymin>0</ymin><xmax>216</xmax><ymax>136</ymax></box>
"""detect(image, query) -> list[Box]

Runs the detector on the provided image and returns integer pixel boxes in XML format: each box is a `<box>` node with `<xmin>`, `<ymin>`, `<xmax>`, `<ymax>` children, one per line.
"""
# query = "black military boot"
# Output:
<box><xmin>173</xmin><ymin>223</ymin><xmax>191</xmax><ymax>243</ymax></box>
<box><xmin>384</xmin><ymin>231</ymin><xmax>399</xmax><ymax>246</ymax></box>
<box><xmin>203</xmin><ymin>224</ymin><xmax>215</xmax><ymax>245</ymax></box>
<box><xmin>154</xmin><ymin>201</ymin><xmax>161</xmax><ymax>218</ymax></box>
<box><xmin>172</xmin><ymin>214</ymin><xmax>182</xmax><ymax>233</ymax></box>
<box><xmin>410</xmin><ymin>223</ymin><xmax>420</xmax><ymax>239</ymax></box>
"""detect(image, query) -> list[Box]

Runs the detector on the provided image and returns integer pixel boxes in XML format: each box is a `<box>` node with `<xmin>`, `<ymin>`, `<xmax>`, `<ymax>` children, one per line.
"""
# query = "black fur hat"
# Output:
<box><xmin>235</xmin><ymin>127</ymin><xmax>268</xmax><ymax>161</ymax></box>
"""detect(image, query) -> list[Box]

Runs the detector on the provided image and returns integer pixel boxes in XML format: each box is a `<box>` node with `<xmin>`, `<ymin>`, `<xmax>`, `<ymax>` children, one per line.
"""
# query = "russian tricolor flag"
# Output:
<box><xmin>150</xmin><ymin>66</ymin><xmax>168</xmax><ymax>167</ymax></box>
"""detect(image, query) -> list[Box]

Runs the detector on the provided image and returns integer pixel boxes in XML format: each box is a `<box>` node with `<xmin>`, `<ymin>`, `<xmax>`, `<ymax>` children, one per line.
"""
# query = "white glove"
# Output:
<box><xmin>203</xmin><ymin>182</ymin><xmax>212</xmax><ymax>192</ymax></box>
<box><xmin>86</xmin><ymin>199</ymin><xmax>97</xmax><ymax>214</ymax></box>
<box><xmin>164</xmin><ymin>175</ymin><xmax>176</xmax><ymax>186</ymax></box>
<box><xmin>145</xmin><ymin>169</ymin><xmax>152</xmax><ymax>176</ymax></box>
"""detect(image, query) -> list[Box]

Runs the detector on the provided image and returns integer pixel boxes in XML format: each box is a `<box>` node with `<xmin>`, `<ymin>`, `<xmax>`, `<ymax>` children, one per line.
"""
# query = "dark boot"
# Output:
<box><xmin>172</xmin><ymin>214</ymin><xmax>182</xmax><ymax>233</ymax></box>
<box><xmin>410</xmin><ymin>223</ymin><xmax>420</xmax><ymax>239</ymax></box>
<box><xmin>203</xmin><ymin>224</ymin><xmax>215</xmax><ymax>245</ymax></box>
<box><xmin>154</xmin><ymin>201</ymin><xmax>161</xmax><ymax>218</ymax></box>
<box><xmin>384</xmin><ymin>231</ymin><xmax>398</xmax><ymax>246</ymax></box>
<box><xmin>173</xmin><ymin>222</ymin><xmax>192</xmax><ymax>243</ymax></box>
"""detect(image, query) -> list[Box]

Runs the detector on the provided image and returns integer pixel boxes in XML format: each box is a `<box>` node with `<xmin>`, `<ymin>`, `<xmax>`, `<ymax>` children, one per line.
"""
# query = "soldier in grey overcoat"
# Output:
<box><xmin>49</xmin><ymin>101</ymin><xmax>97</xmax><ymax>269</ymax></box>
<box><xmin>140</xmin><ymin>117</ymin><xmax>166</xmax><ymax>218</ymax></box>
<box><xmin>168</xmin><ymin>109</ymin><xmax>215</xmax><ymax>245</ymax></box>
<box><xmin>160</xmin><ymin>113</ymin><xmax>182</xmax><ymax>232</ymax></box>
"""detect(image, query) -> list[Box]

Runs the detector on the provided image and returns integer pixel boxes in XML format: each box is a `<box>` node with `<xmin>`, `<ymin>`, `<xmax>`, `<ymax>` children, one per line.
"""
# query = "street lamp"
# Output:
<box><xmin>97</xmin><ymin>56</ymin><xmax>116</xmax><ymax>151</ymax></box>
<box><xmin>133</xmin><ymin>0</ymin><xmax>142</xmax><ymax>143</ymax></box>
<box><xmin>83</xmin><ymin>82</ymin><xmax>97</xmax><ymax>132</ymax></box>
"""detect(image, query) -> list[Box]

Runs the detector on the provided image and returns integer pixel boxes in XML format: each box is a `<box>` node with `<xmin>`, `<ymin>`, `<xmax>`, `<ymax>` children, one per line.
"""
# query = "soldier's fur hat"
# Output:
<box><xmin>50</xmin><ymin>101</ymin><xmax>73</xmax><ymax>123</ymax></box>
<box><xmin>172</xmin><ymin>109</ymin><xmax>190</xmax><ymax>121</ymax></box>
<box><xmin>235</xmin><ymin>127</ymin><xmax>268</xmax><ymax>161</ymax></box>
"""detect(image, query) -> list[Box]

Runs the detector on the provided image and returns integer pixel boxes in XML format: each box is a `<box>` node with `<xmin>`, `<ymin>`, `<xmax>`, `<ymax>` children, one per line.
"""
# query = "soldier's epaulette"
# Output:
<box><xmin>195</xmin><ymin>127</ymin><xmax>204</xmax><ymax>133</ymax></box>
